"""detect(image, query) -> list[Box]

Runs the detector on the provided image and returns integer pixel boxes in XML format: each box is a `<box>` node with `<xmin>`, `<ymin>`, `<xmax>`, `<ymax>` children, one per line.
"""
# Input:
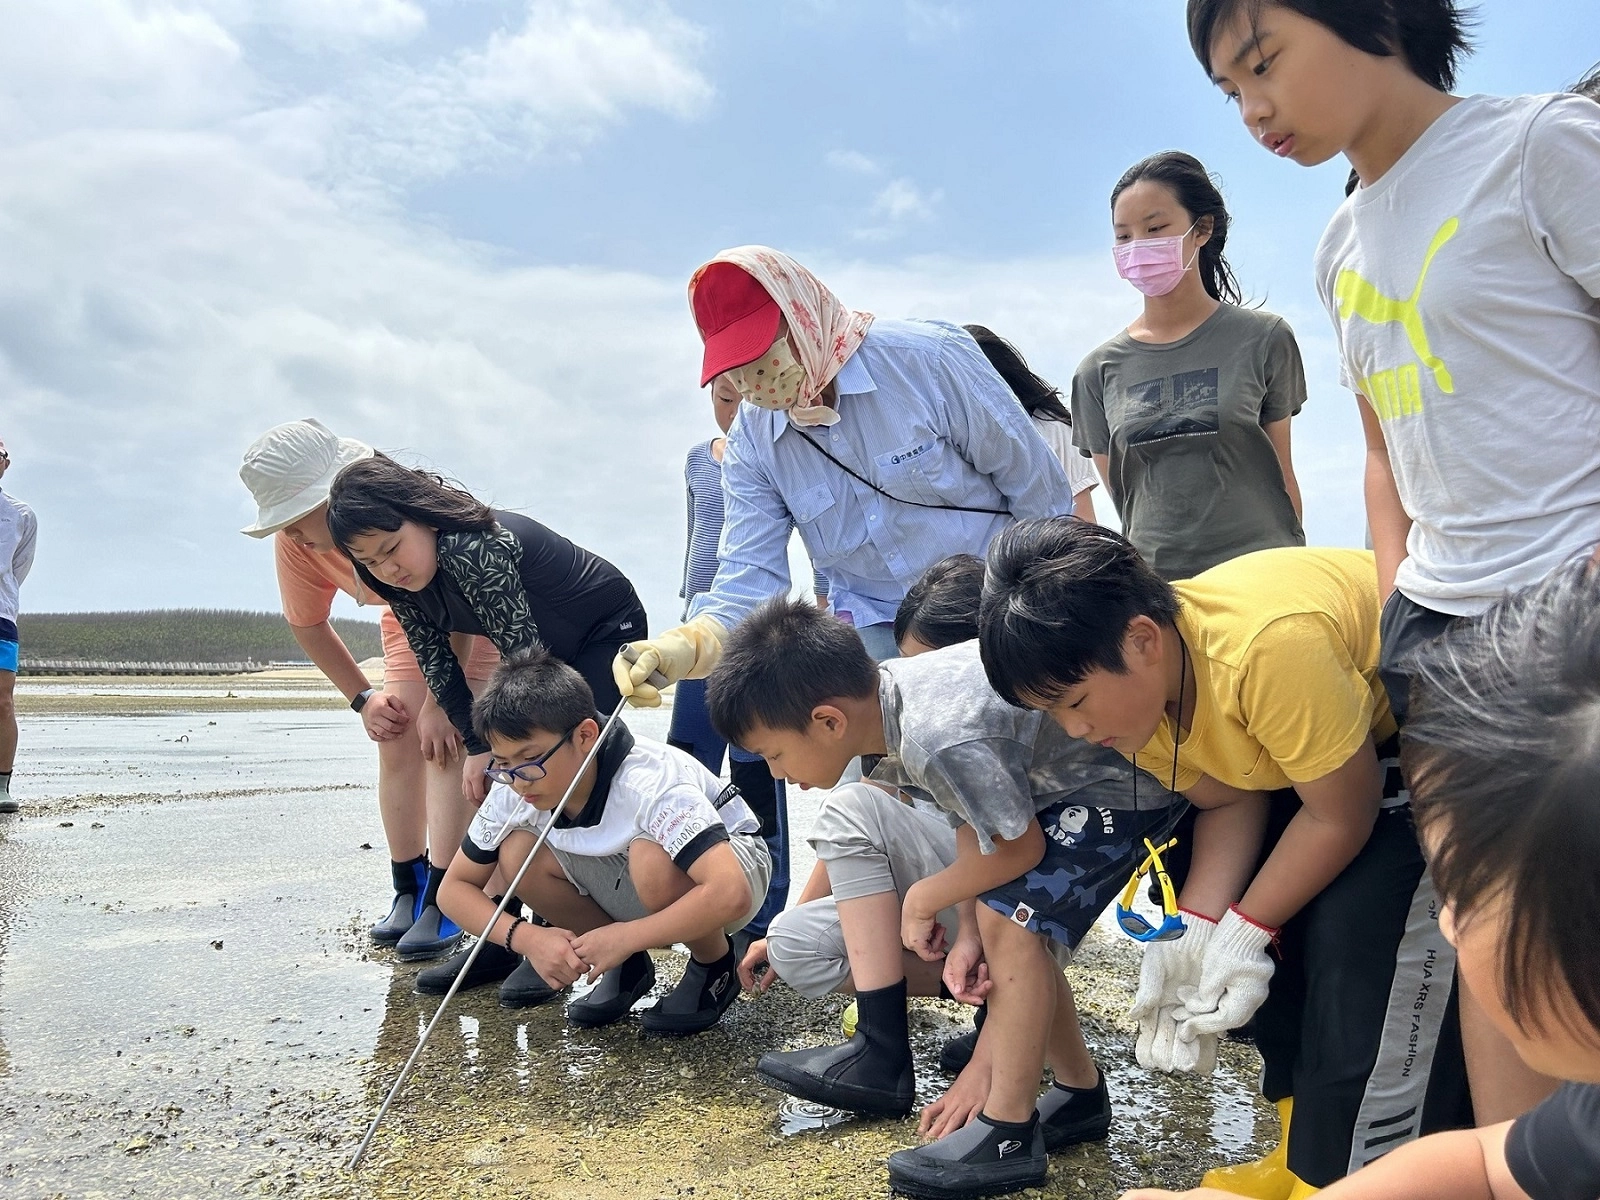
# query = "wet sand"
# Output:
<box><xmin>1</xmin><ymin>675</ymin><xmax>1272</xmax><ymax>1198</ymax></box>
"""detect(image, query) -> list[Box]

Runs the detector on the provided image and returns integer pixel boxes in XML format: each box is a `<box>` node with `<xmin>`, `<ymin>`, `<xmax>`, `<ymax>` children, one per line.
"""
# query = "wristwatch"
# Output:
<box><xmin>351</xmin><ymin>688</ymin><xmax>376</xmax><ymax>713</ymax></box>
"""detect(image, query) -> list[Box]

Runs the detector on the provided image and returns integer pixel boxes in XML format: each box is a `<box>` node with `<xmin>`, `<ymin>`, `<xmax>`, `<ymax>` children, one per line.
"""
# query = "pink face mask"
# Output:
<box><xmin>1113</xmin><ymin>223</ymin><xmax>1198</xmax><ymax>297</ymax></box>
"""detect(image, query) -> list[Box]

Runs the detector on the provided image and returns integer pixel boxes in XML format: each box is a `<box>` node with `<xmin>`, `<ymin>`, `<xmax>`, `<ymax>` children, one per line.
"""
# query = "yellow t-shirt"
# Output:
<box><xmin>1134</xmin><ymin>547</ymin><xmax>1396</xmax><ymax>793</ymax></box>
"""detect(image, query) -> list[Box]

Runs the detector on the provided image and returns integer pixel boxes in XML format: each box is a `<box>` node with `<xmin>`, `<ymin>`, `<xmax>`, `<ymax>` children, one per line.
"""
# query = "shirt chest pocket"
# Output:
<box><xmin>788</xmin><ymin>483</ymin><xmax>865</xmax><ymax>563</ymax></box>
<box><xmin>873</xmin><ymin>435</ymin><xmax>965</xmax><ymax>506</ymax></box>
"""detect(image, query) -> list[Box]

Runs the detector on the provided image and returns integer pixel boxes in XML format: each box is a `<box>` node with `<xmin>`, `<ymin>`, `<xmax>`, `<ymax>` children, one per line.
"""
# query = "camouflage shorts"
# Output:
<box><xmin>980</xmin><ymin>798</ymin><xmax>1187</xmax><ymax>951</ymax></box>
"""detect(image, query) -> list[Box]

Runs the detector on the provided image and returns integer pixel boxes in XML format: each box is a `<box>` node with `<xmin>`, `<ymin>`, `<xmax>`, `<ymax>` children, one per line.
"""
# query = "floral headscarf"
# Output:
<box><xmin>689</xmin><ymin>246</ymin><xmax>875</xmax><ymax>416</ymax></box>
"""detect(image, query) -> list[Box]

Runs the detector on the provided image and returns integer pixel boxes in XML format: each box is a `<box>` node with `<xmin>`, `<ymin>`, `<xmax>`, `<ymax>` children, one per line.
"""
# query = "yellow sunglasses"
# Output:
<box><xmin>1115</xmin><ymin>837</ymin><xmax>1186</xmax><ymax>943</ymax></box>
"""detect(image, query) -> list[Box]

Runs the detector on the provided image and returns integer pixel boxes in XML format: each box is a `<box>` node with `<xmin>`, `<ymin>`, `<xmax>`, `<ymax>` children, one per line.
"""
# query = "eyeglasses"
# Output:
<box><xmin>483</xmin><ymin>728</ymin><xmax>575</xmax><ymax>786</ymax></box>
<box><xmin>1116</xmin><ymin>837</ymin><xmax>1186</xmax><ymax>943</ymax></box>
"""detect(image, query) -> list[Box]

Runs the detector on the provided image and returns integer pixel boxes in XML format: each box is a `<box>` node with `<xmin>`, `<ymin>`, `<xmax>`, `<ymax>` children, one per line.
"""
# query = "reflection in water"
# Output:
<box><xmin>1209</xmin><ymin>1062</ymin><xmax>1263</xmax><ymax>1156</ymax></box>
<box><xmin>776</xmin><ymin>1097</ymin><xmax>855</xmax><ymax>1136</ymax></box>
<box><xmin>3</xmin><ymin>693</ymin><xmax>1279</xmax><ymax>1197</ymax></box>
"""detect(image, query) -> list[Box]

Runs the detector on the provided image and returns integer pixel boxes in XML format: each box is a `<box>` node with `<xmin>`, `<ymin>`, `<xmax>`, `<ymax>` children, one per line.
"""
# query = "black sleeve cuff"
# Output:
<box><xmin>671</xmin><ymin>825</ymin><xmax>730</xmax><ymax>872</ymax></box>
<box><xmin>460</xmin><ymin>834</ymin><xmax>499</xmax><ymax>866</ymax></box>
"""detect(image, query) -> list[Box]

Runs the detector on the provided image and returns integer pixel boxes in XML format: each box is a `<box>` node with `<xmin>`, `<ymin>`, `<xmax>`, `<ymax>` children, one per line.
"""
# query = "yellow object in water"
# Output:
<box><xmin>841</xmin><ymin>1000</ymin><xmax>858</xmax><ymax>1038</ymax></box>
<box><xmin>1200</xmin><ymin>1097</ymin><xmax>1300</xmax><ymax>1199</ymax></box>
<box><xmin>1285</xmin><ymin>1180</ymin><xmax>1319</xmax><ymax>1199</ymax></box>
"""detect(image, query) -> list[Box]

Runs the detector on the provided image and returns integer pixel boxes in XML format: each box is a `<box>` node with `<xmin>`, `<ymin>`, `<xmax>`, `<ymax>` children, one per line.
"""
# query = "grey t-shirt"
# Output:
<box><xmin>871</xmin><ymin>640</ymin><xmax>1181</xmax><ymax>853</ymax></box>
<box><xmin>1071</xmin><ymin>303</ymin><xmax>1307</xmax><ymax>582</ymax></box>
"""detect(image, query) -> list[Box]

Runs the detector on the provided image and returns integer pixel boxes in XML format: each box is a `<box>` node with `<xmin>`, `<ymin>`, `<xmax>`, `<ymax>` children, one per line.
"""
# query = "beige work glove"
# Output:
<box><xmin>612</xmin><ymin>615</ymin><xmax>726</xmax><ymax>707</ymax></box>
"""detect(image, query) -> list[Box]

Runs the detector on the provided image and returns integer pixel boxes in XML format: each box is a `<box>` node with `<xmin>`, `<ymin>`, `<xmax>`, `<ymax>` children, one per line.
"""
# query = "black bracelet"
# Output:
<box><xmin>503</xmin><ymin>914</ymin><xmax>527</xmax><ymax>953</ymax></box>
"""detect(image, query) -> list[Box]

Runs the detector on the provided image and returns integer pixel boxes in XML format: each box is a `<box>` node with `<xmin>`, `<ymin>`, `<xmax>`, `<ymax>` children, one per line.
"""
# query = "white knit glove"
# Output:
<box><xmin>1130</xmin><ymin>910</ymin><xmax>1216</xmax><ymax>1073</ymax></box>
<box><xmin>1174</xmin><ymin>906</ymin><xmax>1277</xmax><ymax>1042</ymax></box>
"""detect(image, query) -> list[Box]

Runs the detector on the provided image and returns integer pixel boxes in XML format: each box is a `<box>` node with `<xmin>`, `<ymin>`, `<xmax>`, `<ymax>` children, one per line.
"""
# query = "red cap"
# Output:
<box><xmin>692</xmin><ymin>262</ymin><xmax>781</xmax><ymax>386</ymax></box>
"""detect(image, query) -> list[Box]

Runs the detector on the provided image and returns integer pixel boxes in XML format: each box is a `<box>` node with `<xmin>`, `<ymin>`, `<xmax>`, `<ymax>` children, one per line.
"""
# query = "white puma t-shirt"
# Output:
<box><xmin>1315</xmin><ymin>94</ymin><xmax>1600</xmax><ymax>616</ymax></box>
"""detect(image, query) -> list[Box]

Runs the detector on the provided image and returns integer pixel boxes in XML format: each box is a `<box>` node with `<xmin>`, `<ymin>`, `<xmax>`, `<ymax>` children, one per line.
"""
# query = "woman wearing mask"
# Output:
<box><xmin>614</xmin><ymin>245</ymin><xmax>1074</xmax><ymax>703</ymax></box>
<box><xmin>1072</xmin><ymin>151</ymin><xmax>1307</xmax><ymax>582</ymax></box>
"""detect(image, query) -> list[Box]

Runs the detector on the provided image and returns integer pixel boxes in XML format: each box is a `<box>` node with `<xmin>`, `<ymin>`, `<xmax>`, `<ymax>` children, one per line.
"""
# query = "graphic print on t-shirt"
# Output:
<box><xmin>1335</xmin><ymin>218</ymin><xmax>1459</xmax><ymax>421</ymax></box>
<box><xmin>1121</xmin><ymin>367</ymin><xmax>1220</xmax><ymax>445</ymax></box>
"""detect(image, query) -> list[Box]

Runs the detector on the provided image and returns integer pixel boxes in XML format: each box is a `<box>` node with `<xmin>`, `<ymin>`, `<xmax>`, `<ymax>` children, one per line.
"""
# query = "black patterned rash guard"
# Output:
<box><xmin>357</xmin><ymin>510</ymin><xmax>643</xmax><ymax>754</ymax></box>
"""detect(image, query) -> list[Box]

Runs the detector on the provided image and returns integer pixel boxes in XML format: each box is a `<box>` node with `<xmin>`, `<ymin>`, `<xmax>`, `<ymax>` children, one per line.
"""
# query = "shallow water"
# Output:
<box><xmin>1</xmin><ymin>683</ymin><xmax>1270</xmax><ymax>1198</ymax></box>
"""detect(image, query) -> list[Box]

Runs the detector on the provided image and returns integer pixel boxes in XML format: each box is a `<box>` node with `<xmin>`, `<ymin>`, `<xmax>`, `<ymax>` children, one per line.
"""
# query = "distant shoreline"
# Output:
<box><xmin>14</xmin><ymin>668</ymin><xmax>677</xmax><ymax>717</ymax></box>
<box><xmin>14</xmin><ymin>667</ymin><xmax>359</xmax><ymax>716</ymax></box>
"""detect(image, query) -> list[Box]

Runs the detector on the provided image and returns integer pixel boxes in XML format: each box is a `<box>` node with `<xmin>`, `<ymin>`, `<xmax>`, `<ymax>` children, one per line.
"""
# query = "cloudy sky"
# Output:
<box><xmin>3</xmin><ymin>0</ymin><xmax>1593</xmax><ymax>631</ymax></box>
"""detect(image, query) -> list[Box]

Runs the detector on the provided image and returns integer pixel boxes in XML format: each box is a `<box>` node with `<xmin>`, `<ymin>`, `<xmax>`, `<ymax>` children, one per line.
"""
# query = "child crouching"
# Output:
<box><xmin>708</xmin><ymin>597</ymin><xmax>1186</xmax><ymax>1200</ymax></box>
<box><xmin>436</xmin><ymin>646</ymin><xmax>771</xmax><ymax>1034</ymax></box>
<box><xmin>1123</xmin><ymin>559</ymin><xmax>1600</xmax><ymax>1200</ymax></box>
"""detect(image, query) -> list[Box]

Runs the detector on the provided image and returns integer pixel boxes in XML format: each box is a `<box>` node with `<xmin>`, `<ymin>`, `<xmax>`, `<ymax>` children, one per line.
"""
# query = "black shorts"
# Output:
<box><xmin>1162</xmin><ymin>739</ymin><xmax>1471</xmax><ymax>1187</ymax></box>
<box><xmin>570</xmin><ymin>601</ymin><xmax>649</xmax><ymax>712</ymax></box>
<box><xmin>1378</xmin><ymin>591</ymin><xmax>1461</xmax><ymax>726</ymax></box>
<box><xmin>980</xmin><ymin>795</ymin><xmax>1186</xmax><ymax>953</ymax></box>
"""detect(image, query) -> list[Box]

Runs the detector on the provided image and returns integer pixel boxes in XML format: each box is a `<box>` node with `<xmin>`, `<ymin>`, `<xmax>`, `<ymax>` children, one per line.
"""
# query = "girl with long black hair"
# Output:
<box><xmin>327</xmin><ymin>454</ymin><xmax>647</xmax><ymax>1001</ymax></box>
<box><xmin>963</xmin><ymin>325</ymin><xmax>1099</xmax><ymax>523</ymax></box>
<box><xmin>1071</xmin><ymin>151</ymin><xmax>1307</xmax><ymax>583</ymax></box>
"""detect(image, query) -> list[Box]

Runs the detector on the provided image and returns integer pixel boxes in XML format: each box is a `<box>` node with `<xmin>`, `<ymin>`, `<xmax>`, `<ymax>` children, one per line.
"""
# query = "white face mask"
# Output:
<box><xmin>725</xmin><ymin>336</ymin><xmax>840</xmax><ymax>427</ymax></box>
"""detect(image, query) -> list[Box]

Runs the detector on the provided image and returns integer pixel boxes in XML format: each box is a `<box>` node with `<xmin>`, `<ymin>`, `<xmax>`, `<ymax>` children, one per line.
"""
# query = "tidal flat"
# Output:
<box><xmin>1</xmin><ymin>675</ymin><xmax>1271</xmax><ymax>1199</ymax></box>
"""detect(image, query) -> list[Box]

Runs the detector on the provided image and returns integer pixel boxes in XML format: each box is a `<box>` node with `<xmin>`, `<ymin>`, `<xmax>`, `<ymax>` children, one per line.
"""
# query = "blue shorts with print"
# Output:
<box><xmin>0</xmin><ymin>617</ymin><xmax>16</xmax><ymax>673</ymax></box>
<box><xmin>980</xmin><ymin>796</ymin><xmax>1187</xmax><ymax>952</ymax></box>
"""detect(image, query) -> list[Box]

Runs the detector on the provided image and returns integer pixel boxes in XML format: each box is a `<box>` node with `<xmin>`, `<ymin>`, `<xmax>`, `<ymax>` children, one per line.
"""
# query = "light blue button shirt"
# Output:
<box><xmin>689</xmin><ymin>318</ymin><xmax>1074</xmax><ymax>631</ymax></box>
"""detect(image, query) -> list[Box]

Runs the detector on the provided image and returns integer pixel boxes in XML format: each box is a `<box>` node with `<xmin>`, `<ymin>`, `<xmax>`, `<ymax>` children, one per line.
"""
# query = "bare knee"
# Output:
<box><xmin>629</xmin><ymin>839</ymin><xmax>691</xmax><ymax>911</ymax></box>
<box><xmin>514</xmin><ymin>843</ymin><xmax>575</xmax><ymax>908</ymax></box>
<box><xmin>375</xmin><ymin>733</ymin><xmax>422</xmax><ymax>772</ymax></box>
<box><xmin>976</xmin><ymin>903</ymin><xmax>1050</xmax><ymax>969</ymax></box>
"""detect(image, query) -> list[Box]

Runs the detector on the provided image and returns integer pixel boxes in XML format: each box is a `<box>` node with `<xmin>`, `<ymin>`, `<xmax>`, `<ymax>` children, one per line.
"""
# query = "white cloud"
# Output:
<box><xmin>850</xmin><ymin>176</ymin><xmax>943</xmax><ymax>240</ymax></box>
<box><xmin>0</xmin><ymin>113</ymin><xmax>1131</xmax><ymax>628</ymax></box>
<box><xmin>323</xmin><ymin>0</ymin><xmax>712</xmax><ymax>180</ymax></box>
<box><xmin>0</xmin><ymin>1</ymin><xmax>248</xmax><ymax>137</ymax></box>
<box><xmin>871</xmin><ymin>177</ymin><xmax>940</xmax><ymax>222</ymax></box>
<box><xmin>0</xmin><ymin>0</ymin><xmax>1369</xmax><ymax>641</ymax></box>
<box><xmin>825</xmin><ymin>148</ymin><xmax>880</xmax><ymax>175</ymax></box>
<box><xmin>904</xmin><ymin>0</ymin><xmax>965</xmax><ymax>42</ymax></box>
<box><xmin>198</xmin><ymin>0</ymin><xmax>428</xmax><ymax>47</ymax></box>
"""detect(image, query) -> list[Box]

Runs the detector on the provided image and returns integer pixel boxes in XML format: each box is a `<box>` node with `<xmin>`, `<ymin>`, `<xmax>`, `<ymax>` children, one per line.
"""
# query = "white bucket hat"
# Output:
<box><xmin>239</xmin><ymin>418</ymin><xmax>374</xmax><ymax>537</ymax></box>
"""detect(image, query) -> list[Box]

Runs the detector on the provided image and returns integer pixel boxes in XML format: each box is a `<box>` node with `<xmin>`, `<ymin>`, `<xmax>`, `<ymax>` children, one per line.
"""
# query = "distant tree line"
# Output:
<box><xmin>17</xmin><ymin>609</ymin><xmax>383</xmax><ymax>664</ymax></box>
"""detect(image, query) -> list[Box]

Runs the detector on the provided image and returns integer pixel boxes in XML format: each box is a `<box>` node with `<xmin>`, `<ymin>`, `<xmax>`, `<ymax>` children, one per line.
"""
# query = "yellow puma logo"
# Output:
<box><xmin>1335</xmin><ymin>218</ymin><xmax>1459</xmax><ymax>404</ymax></box>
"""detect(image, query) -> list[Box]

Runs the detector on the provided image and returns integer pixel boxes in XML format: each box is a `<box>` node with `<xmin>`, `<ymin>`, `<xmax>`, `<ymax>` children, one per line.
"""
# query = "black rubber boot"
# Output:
<box><xmin>938</xmin><ymin>1002</ymin><xmax>987</xmax><ymax>1074</ymax></box>
<box><xmin>395</xmin><ymin>861</ymin><xmax>463</xmax><ymax>961</ymax></box>
<box><xmin>887</xmin><ymin>1112</ymin><xmax>1046</xmax><ymax>1200</ymax></box>
<box><xmin>756</xmin><ymin>979</ymin><xmax>914</xmax><ymax>1117</ymax></box>
<box><xmin>370</xmin><ymin>856</ymin><xmax>427</xmax><ymax>945</ymax></box>
<box><xmin>641</xmin><ymin>944</ymin><xmax>739</xmax><ymax>1035</ymax></box>
<box><xmin>1036</xmin><ymin>1068</ymin><xmax>1112</xmax><ymax>1152</ymax></box>
<box><xmin>567</xmin><ymin>951</ymin><xmax>656</xmax><ymax>1028</ymax></box>
<box><xmin>499</xmin><ymin>957</ymin><xmax>562</xmax><ymax>1008</ymax></box>
<box><xmin>415</xmin><ymin>938</ymin><xmax>521</xmax><ymax>994</ymax></box>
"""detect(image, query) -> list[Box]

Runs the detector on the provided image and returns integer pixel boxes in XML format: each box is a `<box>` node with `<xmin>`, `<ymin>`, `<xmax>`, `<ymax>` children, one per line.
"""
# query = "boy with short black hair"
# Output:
<box><xmin>980</xmin><ymin>517</ymin><xmax>1468</xmax><ymax>1193</ymax></box>
<box><xmin>1123</xmin><ymin>558</ymin><xmax>1600</xmax><ymax>1200</ymax></box>
<box><xmin>436</xmin><ymin>647</ymin><xmax>771</xmax><ymax>1035</ymax></box>
<box><xmin>707</xmin><ymin>597</ymin><xmax>1186</xmax><ymax>1200</ymax></box>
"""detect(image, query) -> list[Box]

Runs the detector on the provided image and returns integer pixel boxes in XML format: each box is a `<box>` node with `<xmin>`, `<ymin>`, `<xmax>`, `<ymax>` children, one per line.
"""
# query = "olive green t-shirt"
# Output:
<box><xmin>1071</xmin><ymin>304</ymin><xmax>1306</xmax><ymax>581</ymax></box>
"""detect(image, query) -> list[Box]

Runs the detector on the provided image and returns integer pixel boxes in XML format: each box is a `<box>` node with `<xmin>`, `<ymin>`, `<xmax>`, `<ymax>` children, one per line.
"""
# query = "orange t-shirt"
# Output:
<box><xmin>274</xmin><ymin>534</ymin><xmax>379</xmax><ymax>628</ymax></box>
<box><xmin>274</xmin><ymin>533</ymin><xmax>501</xmax><ymax>680</ymax></box>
